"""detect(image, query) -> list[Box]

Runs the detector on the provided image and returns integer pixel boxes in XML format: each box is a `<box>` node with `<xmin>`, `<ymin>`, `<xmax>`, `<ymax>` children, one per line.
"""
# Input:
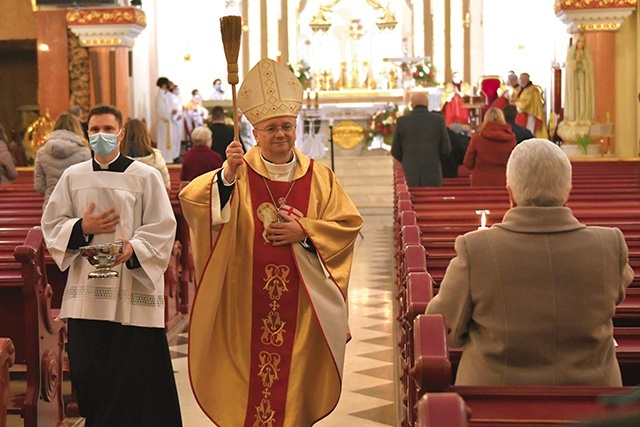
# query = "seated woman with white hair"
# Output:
<box><xmin>180</xmin><ymin>126</ymin><xmax>222</xmax><ymax>182</ymax></box>
<box><xmin>426</xmin><ymin>138</ymin><xmax>633</xmax><ymax>386</ymax></box>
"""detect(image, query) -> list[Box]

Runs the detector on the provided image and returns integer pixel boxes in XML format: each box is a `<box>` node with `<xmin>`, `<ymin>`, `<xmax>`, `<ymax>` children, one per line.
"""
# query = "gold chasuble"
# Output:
<box><xmin>179</xmin><ymin>146</ymin><xmax>363</xmax><ymax>427</ymax></box>
<box><xmin>515</xmin><ymin>84</ymin><xmax>549</xmax><ymax>139</ymax></box>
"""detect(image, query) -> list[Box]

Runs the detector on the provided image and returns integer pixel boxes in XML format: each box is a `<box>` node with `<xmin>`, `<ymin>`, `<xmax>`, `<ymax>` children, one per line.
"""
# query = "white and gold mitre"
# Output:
<box><xmin>237</xmin><ymin>58</ymin><xmax>303</xmax><ymax>126</ymax></box>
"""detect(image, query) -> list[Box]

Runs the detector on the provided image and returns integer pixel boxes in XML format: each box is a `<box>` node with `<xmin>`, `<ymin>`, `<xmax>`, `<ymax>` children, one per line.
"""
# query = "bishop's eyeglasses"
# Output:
<box><xmin>254</xmin><ymin>124</ymin><xmax>297</xmax><ymax>135</ymax></box>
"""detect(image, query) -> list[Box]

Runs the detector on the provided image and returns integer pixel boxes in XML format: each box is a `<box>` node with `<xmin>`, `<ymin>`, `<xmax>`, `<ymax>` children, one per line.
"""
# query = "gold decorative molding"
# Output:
<box><xmin>66</xmin><ymin>7</ymin><xmax>146</xmax><ymax>48</ymax></box>
<box><xmin>555</xmin><ymin>0</ymin><xmax>636</xmax><ymax>32</ymax></box>
<box><xmin>332</xmin><ymin>119</ymin><xmax>365</xmax><ymax>149</ymax></box>
<box><xmin>555</xmin><ymin>0</ymin><xmax>637</xmax><ymax>13</ymax></box>
<box><xmin>66</xmin><ymin>7</ymin><xmax>146</xmax><ymax>27</ymax></box>
<box><xmin>578</xmin><ymin>22</ymin><xmax>622</xmax><ymax>30</ymax></box>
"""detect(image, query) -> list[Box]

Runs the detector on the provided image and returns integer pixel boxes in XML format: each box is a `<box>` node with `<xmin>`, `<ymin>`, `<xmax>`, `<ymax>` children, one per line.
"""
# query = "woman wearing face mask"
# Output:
<box><xmin>34</xmin><ymin>112</ymin><xmax>91</xmax><ymax>206</ymax></box>
<box><xmin>120</xmin><ymin>119</ymin><xmax>171</xmax><ymax>192</ymax></box>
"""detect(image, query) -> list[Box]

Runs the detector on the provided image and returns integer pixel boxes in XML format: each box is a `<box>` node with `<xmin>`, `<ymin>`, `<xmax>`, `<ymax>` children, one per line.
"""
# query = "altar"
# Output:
<box><xmin>297</xmin><ymin>87</ymin><xmax>442</xmax><ymax>158</ymax></box>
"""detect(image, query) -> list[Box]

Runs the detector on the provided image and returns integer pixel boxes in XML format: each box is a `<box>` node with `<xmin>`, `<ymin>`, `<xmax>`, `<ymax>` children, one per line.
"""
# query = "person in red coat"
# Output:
<box><xmin>463</xmin><ymin>107</ymin><xmax>516</xmax><ymax>186</ymax></box>
<box><xmin>180</xmin><ymin>126</ymin><xmax>222</xmax><ymax>182</ymax></box>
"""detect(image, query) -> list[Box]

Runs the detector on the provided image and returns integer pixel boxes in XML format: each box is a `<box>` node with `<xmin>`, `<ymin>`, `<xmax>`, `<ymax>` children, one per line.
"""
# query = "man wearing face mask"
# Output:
<box><xmin>184</xmin><ymin>89</ymin><xmax>208</xmax><ymax>138</ymax></box>
<box><xmin>209</xmin><ymin>77</ymin><xmax>225</xmax><ymax>100</ymax></box>
<box><xmin>41</xmin><ymin>104</ymin><xmax>182</xmax><ymax>426</ymax></box>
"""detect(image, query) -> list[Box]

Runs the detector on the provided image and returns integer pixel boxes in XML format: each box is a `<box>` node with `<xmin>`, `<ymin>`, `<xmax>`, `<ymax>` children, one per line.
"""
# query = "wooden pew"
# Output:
<box><xmin>0</xmin><ymin>338</ymin><xmax>15</xmax><ymax>427</ymax></box>
<box><xmin>0</xmin><ymin>180</ymin><xmax>191</xmax><ymax>334</ymax></box>
<box><xmin>395</xmin><ymin>160</ymin><xmax>640</xmax><ymax>425</ymax></box>
<box><xmin>0</xmin><ymin>227</ymin><xmax>67</xmax><ymax>427</ymax></box>
<box><xmin>412</xmin><ymin>315</ymin><xmax>640</xmax><ymax>426</ymax></box>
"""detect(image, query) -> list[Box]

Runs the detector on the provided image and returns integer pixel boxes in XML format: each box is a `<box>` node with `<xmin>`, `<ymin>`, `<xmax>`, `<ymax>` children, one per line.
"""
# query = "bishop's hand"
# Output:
<box><xmin>224</xmin><ymin>140</ymin><xmax>245</xmax><ymax>183</ymax></box>
<box><xmin>266</xmin><ymin>213</ymin><xmax>306</xmax><ymax>246</ymax></box>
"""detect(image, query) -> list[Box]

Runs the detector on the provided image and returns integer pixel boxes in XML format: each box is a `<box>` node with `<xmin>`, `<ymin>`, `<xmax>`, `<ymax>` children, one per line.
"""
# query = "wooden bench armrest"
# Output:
<box><xmin>401</xmin><ymin>225</ymin><xmax>422</xmax><ymax>248</ymax></box>
<box><xmin>0</xmin><ymin>338</ymin><xmax>15</xmax><ymax>427</ymax></box>
<box><xmin>412</xmin><ymin>314</ymin><xmax>451</xmax><ymax>392</ymax></box>
<box><xmin>416</xmin><ymin>392</ymin><xmax>469</xmax><ymax>427</ymax></box>
<box><xmin>0</xmin><ymin>338</ymin><xmax>15</xmax><ymax>368</ymax></box>
<box><xmin>406</xmin><ymin>272</ymin><xmax>434</xmax><ymax>322</ymax></box>
<box><xmin>14</xmin><ymin>227</ymin><xmax>65</xmax><ymax>335</ymax></box>
<box><xmin>400</xmin><ymin>210</ymin><xmax>417</xmax><ymax>228</ymax></box>
<box><xmin>401</xmin><ymin>245</ymin><xmax>427</xmax><ymax>276</ymax></box>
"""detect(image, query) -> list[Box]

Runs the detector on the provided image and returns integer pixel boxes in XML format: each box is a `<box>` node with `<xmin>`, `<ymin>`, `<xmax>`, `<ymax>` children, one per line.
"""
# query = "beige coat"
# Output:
<box><xmin>426</xmin><ymin>206</ymin><xmax>633</xmax><ymax>386</ymax></box>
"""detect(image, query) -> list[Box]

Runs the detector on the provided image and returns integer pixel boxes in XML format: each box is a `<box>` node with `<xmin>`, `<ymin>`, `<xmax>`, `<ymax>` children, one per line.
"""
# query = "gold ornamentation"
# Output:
<box><xmin>555</xmin><ymin>0</ymin><xmax>637</xmax><ymax>12</ymax></box>
<box><xmin>83</xmin><ymin>39</ymin><xmax>125</xmax><ymax>46</ymax></box>
<box><xmin>257</xmin><ymin>202</ymin><xmax>279</xmax><ymax>224</ymax></box>
<box><xmin>263</xmin><ymin>265</ymin><xmax>290</xmax><ymax>300</ymax></box>
<box><xmin>253</xmin><ymin>397</ymin><xmax>276</xmax><ymax>427</ymax></box>
<box><xmin>261</xmin><ymin>311</ymin><xmax>286</xmax><ymax>347</ymax></box>
<box><xmin>578</xmin><ymin>22</ymin><xmax>621</xmax><ymax>30</ymax></box>
<box><xmin>24</xmin><ymin>113</ymin><xmax>55</xmax><ymax>162</ymax></box>
<box><xmin>333</xmin><ymin>120</ymin><xmax>365</xmax><ymax>150</ymax></box>
<box><xmin>257</xmin><ymin>352</ymin><xmax>281</xmax><ymax>388</ymax></box>
<box><xmin>66</xmin><ymin>7</ymin><xmax>146</xmax><ymax>27</ymax></box>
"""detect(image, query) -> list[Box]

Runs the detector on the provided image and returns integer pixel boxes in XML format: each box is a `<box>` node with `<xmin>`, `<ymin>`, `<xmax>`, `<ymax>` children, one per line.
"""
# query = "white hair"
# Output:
<box><xmin>190</xmin><ymin>126</ymin><xmax>212</xmax><ymax>146</ymax></box>
<box><xmin>506</xmin><ymin>139</ymin><xmax>572</xmax><ymax>206</ymax></box>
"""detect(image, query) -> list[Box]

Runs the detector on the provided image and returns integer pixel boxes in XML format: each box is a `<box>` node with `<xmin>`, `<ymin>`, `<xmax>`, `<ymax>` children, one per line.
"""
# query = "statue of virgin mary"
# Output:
<box><xmin>564</xmin><ymin>33</ymin><xmax>595</xmax><ymax>123</ymax></box>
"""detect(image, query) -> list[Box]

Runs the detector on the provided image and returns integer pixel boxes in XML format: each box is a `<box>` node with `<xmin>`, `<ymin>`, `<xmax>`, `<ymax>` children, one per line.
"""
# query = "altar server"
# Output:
<box><xmin>42</xmin><ymin>104</ymin><xmax>182</xmax><ymax>426</ymax></box>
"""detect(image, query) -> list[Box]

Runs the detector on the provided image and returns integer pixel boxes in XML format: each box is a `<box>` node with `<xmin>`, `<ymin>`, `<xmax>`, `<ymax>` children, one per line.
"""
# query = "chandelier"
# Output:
<box><xmin>310</xmin><ymin>7</ymin><xmax>332</xmax><ymax>34</ymax></box>
<box><xmin>376</xmin><ymin>7</ymin><xmax>397</xmax><ymax>32</ymax></box>
<box><xmin>309</xmin><ymin>0</ymin><xmax>398</xmax><ymax>34</ymax></box>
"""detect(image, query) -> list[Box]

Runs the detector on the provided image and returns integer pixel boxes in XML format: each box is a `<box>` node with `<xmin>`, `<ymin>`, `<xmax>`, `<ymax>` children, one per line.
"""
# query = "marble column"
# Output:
<box><xmin>584</xmin><ymin>32</ymin><xmax>615</xmax><ymax>126</ymax></box>
<box><xmin>67</xmin><ymin>7</ymin><xmax>146</xmax><ymax>122</ymax></box>
<box><xmin>35</xmin><ymin>9</ymin><xmax>70</xmax><ymax>121</ymax></box>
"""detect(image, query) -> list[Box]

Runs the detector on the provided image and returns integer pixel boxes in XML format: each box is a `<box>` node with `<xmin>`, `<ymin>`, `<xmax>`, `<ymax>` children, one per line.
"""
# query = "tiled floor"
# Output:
<box><xmin>169</xmin><ymin>215</ymin><xmax>398</xmax><ymax>426</ymax></box>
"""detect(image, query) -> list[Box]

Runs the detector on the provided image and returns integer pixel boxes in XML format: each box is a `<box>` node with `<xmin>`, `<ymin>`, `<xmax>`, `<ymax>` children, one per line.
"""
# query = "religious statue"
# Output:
<box><xmin>564</xmin><ymin>33</ymin><xmax>595</xmax><ymax>123</ymax></box>
<box><xmin>388</xmin><ymin>68</ymin><xmax>398</xmax><ymax>89</ymax></box>
<box><xmin>401</xmin><ymin>63</ymin><xmax>415</xmax><ymax>108</ymax></box>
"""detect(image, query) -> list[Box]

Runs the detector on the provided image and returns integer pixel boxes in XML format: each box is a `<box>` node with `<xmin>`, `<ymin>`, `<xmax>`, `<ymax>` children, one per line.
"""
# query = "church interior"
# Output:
<box><xmin>1</xmin><ymin>0</ymin><xmax>640</xmax><ymax>426</ymax></box>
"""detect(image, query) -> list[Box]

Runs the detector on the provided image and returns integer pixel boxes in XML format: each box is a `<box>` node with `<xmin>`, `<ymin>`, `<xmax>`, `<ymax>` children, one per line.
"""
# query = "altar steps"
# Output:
<box><xmin>317</xmin><ymin>152</ymin><xmax>393</xmax><ymax>216</ymax></box>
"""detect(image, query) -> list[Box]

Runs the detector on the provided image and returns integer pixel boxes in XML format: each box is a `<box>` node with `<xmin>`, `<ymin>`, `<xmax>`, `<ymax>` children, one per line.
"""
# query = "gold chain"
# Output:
<box><xmin>262</xmin><ymin>177</ymin><xmax>296</xmax><ymax>217</ymax></box>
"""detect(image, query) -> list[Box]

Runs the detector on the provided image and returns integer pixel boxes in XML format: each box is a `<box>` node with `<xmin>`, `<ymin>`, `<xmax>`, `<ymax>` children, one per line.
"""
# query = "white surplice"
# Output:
<box><xmin>41</xmin><ymin>159</ymin><xmax>177</xmax><ymax>328</ymax></box>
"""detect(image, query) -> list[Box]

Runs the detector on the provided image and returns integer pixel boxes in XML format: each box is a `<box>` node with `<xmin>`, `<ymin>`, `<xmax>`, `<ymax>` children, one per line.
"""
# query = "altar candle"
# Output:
<box><xmin>306</xmin><ymin>89</ymin><xmax>311</xmax><ymax>109</ymax></box>
<box><xmin>329</xmin><ymin>118</ymin><xmax>334</xmax><ymax>127</ymax></box>
<box><xmin>314</xmin><ymin>91</ymin><xmax>319</xmax><ymax>109</ymax></box>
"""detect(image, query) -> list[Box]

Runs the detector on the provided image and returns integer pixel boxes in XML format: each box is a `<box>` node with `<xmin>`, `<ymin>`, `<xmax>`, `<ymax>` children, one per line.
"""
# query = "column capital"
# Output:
<box><xmin>66</xmin><ymin>7</ymin><xmax>146</xmax><ymax>47</ymax></box>
<box><xmin>554</xmin><ymin>0</ymin><xmax>637</xmax><ymax>32</ymax></box>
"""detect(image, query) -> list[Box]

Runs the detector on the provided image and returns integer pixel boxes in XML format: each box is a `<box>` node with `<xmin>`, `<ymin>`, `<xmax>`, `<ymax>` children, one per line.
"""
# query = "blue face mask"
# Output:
<box><xmin>89</xmin><ymin>131</ymin><xmax>121</xmax><ymax>157</ymax></box>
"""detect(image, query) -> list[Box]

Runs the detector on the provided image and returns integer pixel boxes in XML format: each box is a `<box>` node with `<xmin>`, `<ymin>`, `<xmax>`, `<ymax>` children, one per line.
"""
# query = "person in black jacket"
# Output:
<box><xmin>391</xmin><ymin>92</ymin><xmax>451</xmax><ymax>187</ymax></box>
<box><xmin>441</xmin><ymin>123</ymin><xmax>470</xmax><ymax>178</ymax></box>
<box><xmin>207</xmin><ymin>106</ymin><xmax>245</xmax><ymax>161</ymax></box>
<box><xmin>503</xmin><ymin>104</ymin><xmax>534</xmax><ymax>144</ymax></box>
